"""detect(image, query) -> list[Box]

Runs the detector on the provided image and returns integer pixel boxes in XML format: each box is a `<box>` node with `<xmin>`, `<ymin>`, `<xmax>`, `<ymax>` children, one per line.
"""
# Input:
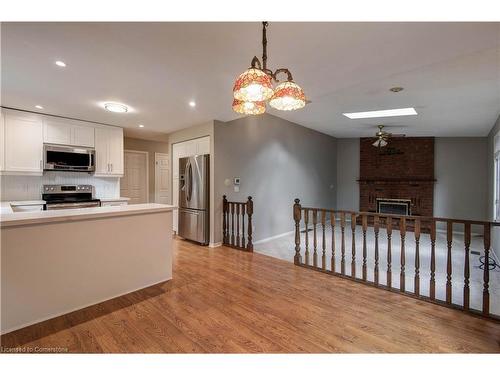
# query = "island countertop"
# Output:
<box><xmin>0</xmin><ymin>203</ymin><xmax>176</xmax><ymax>228</ymax></box>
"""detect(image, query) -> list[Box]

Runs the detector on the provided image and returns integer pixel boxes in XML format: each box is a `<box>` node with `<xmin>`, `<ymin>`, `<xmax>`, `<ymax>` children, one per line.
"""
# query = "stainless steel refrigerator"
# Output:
<box><xmin>178</xmin><ymin>154</ymin><xmax>209</xmax><ymax>245</ymax></box>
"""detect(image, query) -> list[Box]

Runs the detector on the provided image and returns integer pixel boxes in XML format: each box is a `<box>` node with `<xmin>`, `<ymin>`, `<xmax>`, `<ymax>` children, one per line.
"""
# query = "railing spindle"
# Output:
<box><xmin>236</xmin><ymin>203</ymin><xmax>241</xmax><ymax>247</ymax></box>
<box><xmin>304</xmin><ymin>209</ymin><xmax>310</xmax><ymax>266</ymax></box>
<box><xmin>241</xmin><ymin>203</ymin><xmax>247</xmax><ymax>248</ymax></box>
<box><xmin>386</xmin><ymin>216</ymin><xmax>393</xmax><ymax>288</ymax></box>
<box><xmin>399</xmin><ymin>217</ymin><xmax>406</xmax><ymax>292</ymax></box>
<box><xmin>331</xmin><ymin>211</ymin><xmax>336</xmax><ymax>273</ymax></box>
<box><xmin>414</xmin><ymin>218</ymin><xmax>421</xmax><ymax>296</ymax></box>
<box><xmin>351</xmin><ymin>213</ymin><xmax>356</xmax><ymax>278</ymax></box>
<box><xmin>321</xmin><ymin>211</ymin><xmax>326</xmax><ymax>270</ymax></box>
<box><xmin>293</xmin><ymin>199</ymin><xmax>302</xmax><ymax>265</ymax></box>
<box><xmin>362</xmin><ymin>214</ymin><xmax>368</xmax><ymax>281</ymax></box>
<box><xmin>463</xmin><ymin>222</ymin><xmax>471</xmax><ymax>311</ymax></box>
<box><xmin>340</xmin><ymin>212</ymin><xmax>346</xmax><ymax>275</ymax></box>
<box><xmin>374</xmin><ymin>215</ymin><xmax>380</xmax><ymax>285</ymax></box>
<box><xmin>231</xmin><ymin>203</ymin><xmax>235</xmax><ymax>246</ymax></box>
<box><xmin>430</xmin><ymin>219</ymin><xmax>436</xmax><ymax>300</ymax></box>
<box><xmin>483</xmin><ymin>223</ymin><xmax>491</xmax><ymax>316</ymax></box>
<box><xmin>313</xmin><ymin>209</ymin><xmax>318</xmax><ymax>268</ymax></box>
<box><xmin>446</xmin><ymin>220</ymin><xmax>453</xmax><ymax>304</ymax></box>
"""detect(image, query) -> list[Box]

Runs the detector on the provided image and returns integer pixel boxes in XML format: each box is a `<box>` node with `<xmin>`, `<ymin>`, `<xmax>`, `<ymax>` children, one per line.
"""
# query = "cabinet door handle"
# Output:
<box><xmin>111</xmin><ymin>163</ymin><xmax>113</xmax><ymax>172</ymax></box>
<box><xmin>40</xmin><ymin>160</ymin><xmax>42</xmax><ymax>170</ymax></box>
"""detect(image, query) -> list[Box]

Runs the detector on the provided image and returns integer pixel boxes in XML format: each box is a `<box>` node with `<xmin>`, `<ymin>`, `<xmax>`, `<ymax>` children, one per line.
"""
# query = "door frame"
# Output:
<box><xmin>155</xmin><ymin>152</ymin><xmax>170</xmax><ymax>204</ymax></box>
<box><xmin>123</xmin><ymin>149</ymin><xmax>149</xmax><ymax>203</ymax></box>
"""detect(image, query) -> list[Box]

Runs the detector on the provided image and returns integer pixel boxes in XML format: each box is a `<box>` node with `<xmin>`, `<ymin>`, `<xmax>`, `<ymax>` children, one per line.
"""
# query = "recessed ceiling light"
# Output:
<box><xmin>343</xmin><ymin>107</ymin><xmax>417</xmax><ymax>119</ymax></box>
<box><xmin>138</xmin><ymin>124</ymin><xmax>145</xmax><ymax>128</ymax></box>
<box><xmin>389</xmin><ymin>87</ymin><xmax>404</xmax><ymax>93</ymax></box>
<box><xmin>103</xmin><ymin>102</ymin><xmax>128</xmax><ymax>113</ymax></box>
<box><xmin>35</xmin><ymin>105</ymin><xmax>44</xmax><ymax>109</ymax></box>
<box><xmin>189</xmin><ymin>101</ymin><xmax>196</xmax><ymax>108</ymax></box>
<box><xmin>55</xmin><ymin>60</ymin><xmax>66</xmax><ymax>67</ymax></box>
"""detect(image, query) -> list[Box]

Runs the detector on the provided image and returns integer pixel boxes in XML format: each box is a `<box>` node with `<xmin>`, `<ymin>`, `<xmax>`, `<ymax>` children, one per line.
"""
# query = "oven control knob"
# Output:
<box><xmin>50</xmin><ymin>187</ymin><xmax>54</xmax><ymax>191</ymax></box>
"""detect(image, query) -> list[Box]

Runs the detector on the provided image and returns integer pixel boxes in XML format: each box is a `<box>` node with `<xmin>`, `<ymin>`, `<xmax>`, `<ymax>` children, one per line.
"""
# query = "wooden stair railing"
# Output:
<box><xmin>223</xmin><ymin>196</ymin><xmax>253</xmax><ymax>251</ymax></box>
<box><xmin>293</xmin><ymin>198</ymin><xmax>499</xmax><ymax>321</ymax></box>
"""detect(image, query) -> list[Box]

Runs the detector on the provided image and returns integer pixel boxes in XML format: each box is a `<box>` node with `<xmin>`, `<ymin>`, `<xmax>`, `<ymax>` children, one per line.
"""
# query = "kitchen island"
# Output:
<box><xmin>0</xmin><ymin>203</ymin><xmax>175</xmax><ymax>334</ymax></box>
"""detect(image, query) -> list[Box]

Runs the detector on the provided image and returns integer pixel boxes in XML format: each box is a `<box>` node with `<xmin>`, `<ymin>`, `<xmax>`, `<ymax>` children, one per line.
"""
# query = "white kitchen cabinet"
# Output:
<box><xmin>11</xmin><ymin>204</ymin><xmax>44</xmax><ymax>212</ymax></box>
<box><xmin>43</xmin><ymin>118</ymin><xmax>94</xmax><ymax>147</ymax></box>
<box><xmin>101</xmin><ymin>201</ymin><xmax>128</xmax><ymax>207</ymax></box>
<box><xmin>3</xmin><ymin>111</ymin><xmax>43</xmax><ymax>175</ymax></box>
<box><xmin>94</xmin><ymin>126</ymin><xmax>123</xmax><ymax>177</ymax></box>
<box><xmin>196</xmin><ymin>136</ymin><xmax>210</xmax><ymax>155</ymax></box>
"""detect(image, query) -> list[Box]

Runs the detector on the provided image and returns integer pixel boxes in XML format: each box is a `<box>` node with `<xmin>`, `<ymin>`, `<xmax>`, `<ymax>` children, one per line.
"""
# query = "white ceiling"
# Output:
<box><xmin>1</xmin><ymin>22</ymin><xmax>499</xmax><ymax>139</ymax></box>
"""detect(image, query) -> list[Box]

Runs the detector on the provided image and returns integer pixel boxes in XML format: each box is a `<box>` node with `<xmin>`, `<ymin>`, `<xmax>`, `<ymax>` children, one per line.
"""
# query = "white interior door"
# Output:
<box><xmin>121</xmin><ymin>150</ymin><xmax>148</xmax><ymax>204</ymax></box>
<box><xmin>155</xmin><ymin>153</ymin><xmax>170</xmax><ymax>204</ymax></box>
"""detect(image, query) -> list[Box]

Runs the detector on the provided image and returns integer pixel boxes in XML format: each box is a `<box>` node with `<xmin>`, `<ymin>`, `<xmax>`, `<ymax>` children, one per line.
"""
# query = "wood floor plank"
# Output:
<box><xmin>1</xmin><ymin>238</ymin><xmax>499</xmax><ymax>353</ymax></box>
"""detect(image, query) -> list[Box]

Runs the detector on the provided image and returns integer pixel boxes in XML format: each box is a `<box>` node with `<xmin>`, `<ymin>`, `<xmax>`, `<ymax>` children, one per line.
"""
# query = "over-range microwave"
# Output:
<box><xmin>44</xmin><ymin>144</ymin><xmax>95</xmax><ymax>173</ymax></box>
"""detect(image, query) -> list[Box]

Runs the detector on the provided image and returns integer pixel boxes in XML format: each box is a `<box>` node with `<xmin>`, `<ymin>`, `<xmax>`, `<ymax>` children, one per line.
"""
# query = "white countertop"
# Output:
<box><xmin>0</xmin><ymin>203</ymin><xmax>176</xmax><ymax>228</ymax></box>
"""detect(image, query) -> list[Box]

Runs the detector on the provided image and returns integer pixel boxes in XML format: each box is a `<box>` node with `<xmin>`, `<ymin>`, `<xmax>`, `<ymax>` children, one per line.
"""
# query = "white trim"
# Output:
<box><xmin>154</xmin><ymin>152</ymin><xmax>169</xmax><ymax>204</ymax></box>
<box><xmin>123</xmin><ymin>149</ymin><xmax>149</xmax><ymax>203</ymax></box>
<box><xmin>209</xmin><ymin>242</ymin><xmax>222</xmax><ymax>248</ymax></box>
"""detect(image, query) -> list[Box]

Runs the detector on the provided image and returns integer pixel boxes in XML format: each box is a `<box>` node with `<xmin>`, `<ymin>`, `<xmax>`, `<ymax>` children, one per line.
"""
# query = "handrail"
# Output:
<box><xmin>299</xmin><ymin>206</ymin><xmax>500</xmax><ymax>227</ymax></box>
<box><xmin>293</xmin><ymin>198</ymin><xmax>498</xmax><ymax>321</ymax></box>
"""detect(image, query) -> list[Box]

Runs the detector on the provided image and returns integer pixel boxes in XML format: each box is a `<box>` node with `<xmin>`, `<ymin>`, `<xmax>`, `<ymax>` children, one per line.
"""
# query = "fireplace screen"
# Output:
<box><xmin>376</xmin><ymin>199</ymin><xmax>411</xmax><ymax>216</ymax></box>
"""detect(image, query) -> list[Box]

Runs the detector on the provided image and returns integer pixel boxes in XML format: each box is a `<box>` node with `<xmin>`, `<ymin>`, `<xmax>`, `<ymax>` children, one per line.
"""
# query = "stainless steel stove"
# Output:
<box><xmin>42</xmin><ymin>185</ymin><xmax>101</xmax><ymax>210</ymax></box>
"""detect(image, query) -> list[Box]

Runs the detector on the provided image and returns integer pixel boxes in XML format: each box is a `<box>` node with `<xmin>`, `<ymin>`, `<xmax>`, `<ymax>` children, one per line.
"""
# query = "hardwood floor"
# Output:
<box><xmin>1</xmin><ymin>238</ymin><xmax>499</xmax><ymax>353</ymax></box>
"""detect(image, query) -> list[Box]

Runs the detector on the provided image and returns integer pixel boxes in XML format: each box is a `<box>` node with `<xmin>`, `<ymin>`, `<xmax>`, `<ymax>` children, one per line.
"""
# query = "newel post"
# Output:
<box><xmin>246</xmin><ymin>196</ymin><xmax>253</xmax><ymax>251</ymax></box>
<box><xmin>222</xmin><ymin>195</ymin><xmax>228</xmax><ymax>244</ymax></box>
<box><xmin>293</xmin><ymin>198</ymin><xmax>302</xmax><ymax>265</ymax></box>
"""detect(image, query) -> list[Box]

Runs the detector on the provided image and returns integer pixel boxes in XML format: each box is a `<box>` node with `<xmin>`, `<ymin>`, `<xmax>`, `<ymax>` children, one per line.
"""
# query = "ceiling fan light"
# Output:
<box><xmin>232</xmin><ymin>99</ymin><xmax>266</xmax><ymax>115</ymax></box>
<box><xmin>373</xmin><ymin>139</ymin><xmax>388</xmax><ymax>148</ymax></box>
<box><xmin>268</xmin><ymin>81</ymin><xmax>306</xmax><ymax>111</ymax></box>
<box><xmin>233</xmin><ymin>68</ymin><xmax>274</xmax><ymax>102</ymax></box>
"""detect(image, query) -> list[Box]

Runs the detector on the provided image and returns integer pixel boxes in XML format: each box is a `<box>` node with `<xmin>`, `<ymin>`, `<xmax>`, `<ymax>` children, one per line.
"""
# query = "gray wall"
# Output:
<box><xmin>214</xmin><ymin>114</ymin><xmax>337</xmax><ymax>243</ymax></box>
<box><xmin>335</xmin><ymin>137</ymin><xmax>489</xmax><ymax>222</ymax></box>
<box><xmin>434</xmin><ymin>138</ymin><xmax>488</xmax><ymax>221</ymax></box>
<box><xmin>336</xmin><ymin>138</ymin><xmax>360</xmax><ymax>211</ymax></box>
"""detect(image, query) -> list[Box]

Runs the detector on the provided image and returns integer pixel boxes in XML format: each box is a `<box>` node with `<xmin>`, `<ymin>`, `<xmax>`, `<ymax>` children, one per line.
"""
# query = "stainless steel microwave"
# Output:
<box><xmin>43</xmin><ymin>144</ymin><xmax>95</xmax><ymax>172</ymax></box>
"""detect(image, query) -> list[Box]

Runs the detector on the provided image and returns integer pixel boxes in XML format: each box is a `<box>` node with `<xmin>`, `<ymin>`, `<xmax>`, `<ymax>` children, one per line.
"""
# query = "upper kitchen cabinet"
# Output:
<box><xmin>43</xmin><ymin>118</ymin><xmax>94</xmax><ymax>147</ymax></box>
<box><xmin>2</xmin><ymin>110</ymin><xmax>43</xmax><ymax>175</ymax></box>
<box><xmin>94</xmin><ymin>126</ymin><xmax>124</xmax><ymax>177</ymax></box>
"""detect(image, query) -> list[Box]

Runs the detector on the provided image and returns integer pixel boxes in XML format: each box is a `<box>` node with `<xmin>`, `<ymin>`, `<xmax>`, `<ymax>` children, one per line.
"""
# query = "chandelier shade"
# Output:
<box><xmin>268</xmin><ymin>81</ymin><xmax>306</xmax><ymax>111</ymax></box>
<box><xmin>232</xmin><ymin>68</ymin><xmax>274</xmax><ymax>102</ymax></box>
<box><xmin>232</xmin><ymin>99</ymin><xmax>266</xmax><ymax>115</ymax></box>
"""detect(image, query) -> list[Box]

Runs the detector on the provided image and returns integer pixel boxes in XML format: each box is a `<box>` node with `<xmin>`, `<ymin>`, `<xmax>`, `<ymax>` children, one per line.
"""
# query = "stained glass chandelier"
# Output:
<box><xmin>232</xmin><ymin>22</ymin><xmax>306</xmax><ymax>115</ymax></box>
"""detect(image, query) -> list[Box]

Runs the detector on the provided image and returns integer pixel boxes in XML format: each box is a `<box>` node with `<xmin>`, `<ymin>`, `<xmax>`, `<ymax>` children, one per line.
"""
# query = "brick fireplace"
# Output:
<box><xmin>359</xmin><ymin>137</ymin><xmax>435</xmax><ymax>219</ymax></box>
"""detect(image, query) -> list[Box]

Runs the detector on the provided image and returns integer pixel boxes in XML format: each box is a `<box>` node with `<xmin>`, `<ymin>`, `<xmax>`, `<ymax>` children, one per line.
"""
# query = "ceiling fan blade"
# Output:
<box><xmin>389</xmin><ymin>134</ymin><xmax>406</xmax><ymax>138</ymax></box>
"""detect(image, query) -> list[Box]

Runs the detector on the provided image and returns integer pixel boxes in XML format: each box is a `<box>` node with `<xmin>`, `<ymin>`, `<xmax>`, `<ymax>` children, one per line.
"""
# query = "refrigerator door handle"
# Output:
<box><xmin>186</xmin><ymin>159</ymin><xmax>192</xmax><ymax>202</ymax></box>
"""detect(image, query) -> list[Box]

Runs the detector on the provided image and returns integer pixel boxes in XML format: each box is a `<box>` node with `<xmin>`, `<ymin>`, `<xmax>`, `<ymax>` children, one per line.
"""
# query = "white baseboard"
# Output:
<box><xmin>209</xmin><ymin>242</ymin><xmax>222</xmax><ymax>248</ymax></box>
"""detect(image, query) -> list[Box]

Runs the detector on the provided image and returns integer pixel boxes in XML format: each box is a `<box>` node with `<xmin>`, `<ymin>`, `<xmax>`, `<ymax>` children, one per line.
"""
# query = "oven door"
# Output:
<box><xmin>44</xmin><ymin>144</ymin><xmax>95</xmax><ymax>172</ymax></box>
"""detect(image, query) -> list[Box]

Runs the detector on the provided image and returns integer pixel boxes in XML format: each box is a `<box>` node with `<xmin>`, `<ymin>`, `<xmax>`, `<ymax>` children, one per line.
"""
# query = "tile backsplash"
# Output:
<box><xmin>0</xmin><ymin>172</ymin><xmax>120</xmax><ymax>201</ymax></box>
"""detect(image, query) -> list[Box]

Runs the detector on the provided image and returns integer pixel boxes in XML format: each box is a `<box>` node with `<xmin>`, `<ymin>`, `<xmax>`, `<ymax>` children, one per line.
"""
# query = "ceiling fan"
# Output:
<box><xmin>372</xmin><ymin>125</ymin><xmax>406</xmax><ymax>148</ymax></box>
